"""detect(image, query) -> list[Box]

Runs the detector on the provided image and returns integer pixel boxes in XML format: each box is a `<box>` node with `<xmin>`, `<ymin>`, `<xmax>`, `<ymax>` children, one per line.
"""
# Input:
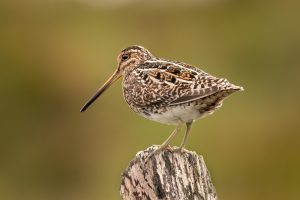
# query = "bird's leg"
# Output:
<box><xmin>177</xmin><ymin>121</ymin><xmax>193</xmax><ymax>151</ymax></box>
<box><xmin>146</xmin><ymin>124</ymin><xmax>182</xmax><ymax>160</ymax></box>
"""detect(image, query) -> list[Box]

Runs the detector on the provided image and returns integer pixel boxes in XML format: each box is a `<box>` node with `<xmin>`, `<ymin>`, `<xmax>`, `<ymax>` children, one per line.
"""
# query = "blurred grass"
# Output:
<box><xmin>0</xmin><ymin>0</ymin><xmax>300</xmax><ymax>199</ymax></box>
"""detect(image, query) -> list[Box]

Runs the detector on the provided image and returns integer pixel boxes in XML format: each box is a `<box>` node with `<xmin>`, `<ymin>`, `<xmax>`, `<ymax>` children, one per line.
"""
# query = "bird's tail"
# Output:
<box><xmin>230</xmin><ymin>84</ymin><xmax>244</xmax><ymax>91</ymax></box>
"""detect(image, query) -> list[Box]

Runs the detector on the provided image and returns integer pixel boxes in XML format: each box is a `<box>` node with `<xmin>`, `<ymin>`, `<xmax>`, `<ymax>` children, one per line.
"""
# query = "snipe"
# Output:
<box><xmin>81</xmin><ymin>45</ymin><xmax>243</xmax><ymax>156</ymax></box>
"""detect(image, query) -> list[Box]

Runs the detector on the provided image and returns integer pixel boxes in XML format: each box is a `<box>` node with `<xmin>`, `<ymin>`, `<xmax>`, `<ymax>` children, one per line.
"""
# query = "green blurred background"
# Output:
<box><xmin>1</xmin><ymin>0</ymin><xmax>299</xmax><ymax>199</ymax></box>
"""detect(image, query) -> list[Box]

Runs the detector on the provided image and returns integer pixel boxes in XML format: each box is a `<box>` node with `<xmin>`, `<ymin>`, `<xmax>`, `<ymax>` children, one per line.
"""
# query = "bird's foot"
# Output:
<box><xmin>173</xmin><ymin>146</ymin><xmax>185</xmax><ymax>153</ymax></box>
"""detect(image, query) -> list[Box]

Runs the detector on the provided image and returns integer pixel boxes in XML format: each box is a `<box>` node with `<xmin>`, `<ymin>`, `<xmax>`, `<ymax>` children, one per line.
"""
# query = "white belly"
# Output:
<box><xmin>141</xmin><ymin>105</ymin><xmax>213</xmax><ymax>125</ymax></box>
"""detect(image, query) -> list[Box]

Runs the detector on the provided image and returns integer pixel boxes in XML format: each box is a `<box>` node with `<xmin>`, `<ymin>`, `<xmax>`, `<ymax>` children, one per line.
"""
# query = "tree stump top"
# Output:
<box><xmin>120</xmin><ymin>145</ymin><xmax>217</xmax><ymax>200</ymax></box>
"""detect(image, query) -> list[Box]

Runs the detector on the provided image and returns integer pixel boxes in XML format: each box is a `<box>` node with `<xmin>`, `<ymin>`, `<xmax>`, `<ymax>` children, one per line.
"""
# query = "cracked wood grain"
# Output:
<box><xmin>120</xmin><ymin>145</ymin><xmax>217</xmax><ymax>200</ymax></box>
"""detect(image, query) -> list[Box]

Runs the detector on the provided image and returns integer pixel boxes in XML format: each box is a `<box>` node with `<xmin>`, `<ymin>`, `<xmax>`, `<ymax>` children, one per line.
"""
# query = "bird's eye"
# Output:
<box><xmin>122</xmin><ymin>54</ymin><xmax>129</xmax><ymax>61</ymax></box>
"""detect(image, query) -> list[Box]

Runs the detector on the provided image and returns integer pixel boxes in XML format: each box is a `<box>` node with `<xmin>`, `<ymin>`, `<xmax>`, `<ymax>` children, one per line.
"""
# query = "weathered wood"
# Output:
<box><xmin>120</xmin><ymin>145</ymin><xmax>217</xmax><ymax>200</ymax></box>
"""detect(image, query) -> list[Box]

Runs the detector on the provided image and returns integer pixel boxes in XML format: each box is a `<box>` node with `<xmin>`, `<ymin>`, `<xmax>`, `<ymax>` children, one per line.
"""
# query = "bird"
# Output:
<box><xmin>80</xmin><ymin>45</ymin><xmax>243</xmax><ymax>157</ymax></box>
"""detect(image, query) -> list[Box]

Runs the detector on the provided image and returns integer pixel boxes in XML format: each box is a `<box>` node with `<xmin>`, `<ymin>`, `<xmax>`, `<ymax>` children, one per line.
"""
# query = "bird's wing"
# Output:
<box><xmin>136</xmin><ymin>60</ymin><xmax>228</xmax><ymax>106</ymax></box>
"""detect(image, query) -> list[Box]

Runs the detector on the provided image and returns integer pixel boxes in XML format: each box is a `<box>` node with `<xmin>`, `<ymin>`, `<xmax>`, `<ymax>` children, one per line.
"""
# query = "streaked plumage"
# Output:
<box><xmin>81</xmin><ymin>45</ymin><xmax>243</xmax><ymax>156</ymax></box>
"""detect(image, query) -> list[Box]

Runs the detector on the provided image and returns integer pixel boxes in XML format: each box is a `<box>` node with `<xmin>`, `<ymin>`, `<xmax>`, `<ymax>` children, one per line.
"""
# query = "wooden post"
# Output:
<box><xmin>120</xmin><ymin>145</ymin><xmax>217</xmax><ymax>200</ymax></box>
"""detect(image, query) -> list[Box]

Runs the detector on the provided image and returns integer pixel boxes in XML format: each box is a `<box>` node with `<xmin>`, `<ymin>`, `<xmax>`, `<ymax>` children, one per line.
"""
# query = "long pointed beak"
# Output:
<box><xmin>80</xmin><ymin>70</ymin><xmax>121</xmax><ymax>112</ymax></box>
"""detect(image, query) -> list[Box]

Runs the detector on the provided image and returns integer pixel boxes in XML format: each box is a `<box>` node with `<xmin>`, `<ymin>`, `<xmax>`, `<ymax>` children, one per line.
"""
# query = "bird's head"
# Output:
<box><xmin>117</xmin><ymin>45</ymin><xmax>153</xmax><ymax>75</ymax></box>
<box><xmin>80</xmin><ymin>45</ymin><xmax>153</xmax><ymax>112</ymax></box>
